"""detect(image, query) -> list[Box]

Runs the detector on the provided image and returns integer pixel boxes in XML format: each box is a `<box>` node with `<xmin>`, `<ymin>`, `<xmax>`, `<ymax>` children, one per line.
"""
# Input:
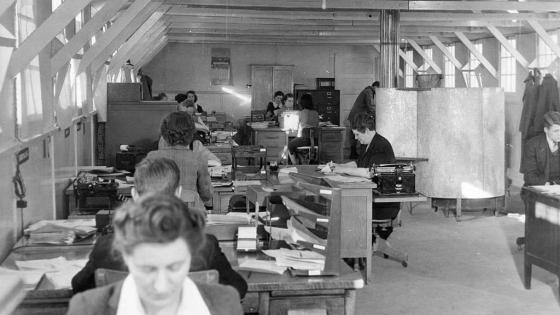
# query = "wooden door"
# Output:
<box><xmin>272</xmin><ymin>66</ymin><xmax>294</xmax><ymax>95</ymax></box>
<box><xmin>251</xmin><ymin>66</ymin><xmax>273</xmax><ymax>110</ymax></box>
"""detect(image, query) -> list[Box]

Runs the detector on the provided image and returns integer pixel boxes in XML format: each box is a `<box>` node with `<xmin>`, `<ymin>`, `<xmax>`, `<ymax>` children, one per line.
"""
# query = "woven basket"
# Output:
<box><xmin>416</xmin><ymin>74</ymin><xmax>442</xmax><ymax>88</ymax></box>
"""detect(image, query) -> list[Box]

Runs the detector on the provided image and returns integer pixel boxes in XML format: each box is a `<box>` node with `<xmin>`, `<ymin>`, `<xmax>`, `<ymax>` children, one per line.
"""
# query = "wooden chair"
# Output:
<box><xmin>94</xmin><ymin>268</ymin><xmax>219</xmax><ymax>287</ymax></box>
<box><xmin>294</xmin><ymin>127</ymin><xmax>319</xmax><ymax>164</ymax></box>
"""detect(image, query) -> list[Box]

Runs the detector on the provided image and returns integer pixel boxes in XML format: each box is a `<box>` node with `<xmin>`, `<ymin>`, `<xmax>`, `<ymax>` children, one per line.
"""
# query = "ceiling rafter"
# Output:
<box><xmin>455</xmin><ymin>31</ymin><xmax>497</xmax><ymax>78</ymax></box>
<box><xmin>407</xmin><ymin>39</ymin><xmax>442</xmax><ymax>74</ymax></box>
<box><xmin>7</xmin><ymin>0</ymin><xmax>94</xmax><ymax>79</ymax></box>
<box><xmin>51</xmin><ymin>0</ymin><xmax>129</xmax><ymax>75</ymax></box>
<box><xmin>486</xmin><ymin>25</ymin><xmax>529</xmax><ymax>69</ymax></box>
<box><xmin>108</xmin><ymin>18</ymin><xmax>168</xmax><ymax>75</ymax></box>
<box><xmin>399</xmin><ymin>48</ymin><xmax>418</xmax><ymax>72</ymax></box>
<box><xmin>78</xmin><ymin>0</ymin><xmax>156</xmax><ymax>74</ymax></box>
<box><xmin>409</xmin><ymin>1</ymin><xmax>560</xmax><ymax>12</ymax></box>
<box><xmin>527</xmin><ymin>19</ymin><xmax>560</xmax><ymax>60</ymax></box>
<box><xmin>429</xmin><ymin>35</ymin><xmax>462</xmax><ymax>70</ymax></box>
<box><xmin>0</xmin><ymin>0</ymin><xmax>15</xmax><ymax>19</ymax></box>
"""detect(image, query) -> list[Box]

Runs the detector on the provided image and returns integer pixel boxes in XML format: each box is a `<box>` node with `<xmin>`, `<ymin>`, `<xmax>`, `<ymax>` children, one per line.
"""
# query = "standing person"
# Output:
<box><xmin>137</xmin><ymin>69</ymin><xmax>153</xmax><ymax>100</ymax></box>
<box><xmin>346</xmin><ymin>81</ymin><xmax>380</xmax><ymax>159</ymax></box>
<box><xmin>186</xmin><ymin>90</ymin><xmax>205</xmax><ymax>114</ymax></box>
<box><xmin>71</xmin><ymin>157</ymin><xmax>247</xmax><ymax>297</ymax></box>
<box><xmin>67</xmin><ymin>193</ymin><xmax>243</xmax><ymax>315</ymax></box>
<box><xmin>287</xmin><ymin>93</ymin><xmax>319</xmax><ymax>164</ymax></box>
<box><xmin>266</xmin><ymin>91</ymin><xmax>285</xmax><ymax>121</ymax></box>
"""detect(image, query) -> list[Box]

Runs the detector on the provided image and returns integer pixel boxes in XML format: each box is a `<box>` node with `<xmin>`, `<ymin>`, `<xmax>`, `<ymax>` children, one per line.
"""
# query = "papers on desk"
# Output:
<box><xmin>323</xmin><ymin>175</ymin><xmax>371</xmax><ymax>183</ymax></box>
<box><xmin>206</xmin><ymin>213</ymin><xmax>252</xmax><ymax>225</ymax></box>
<box><xmin>0</xmin><ymin>267</ymin><xmax>45</xmax><ymax>290</ymax></box>
<box><xmin>262</xmin><ymin>248</ymin><xmax>325</xmax><ymax>271</ymax></box>
<box><xmin>279</xmin><ymin>167</ymin><xmax>298</xmax><ymax>174</ymax></box>
<box><xmin>238</xmin><ymin>258</ymin><xmax>287</xmax><ymax>275</ymax></box>
<box><xmin>24</xmin><ymin>219</ymin><xmax>96</xmax><ymax>245</ymax></box>
<box><xmin>233</xmin><ymin>180</ymin><xmax>262</xmax><ymax>187</ymax></box>
<box><xmin>209</xmin><ymin>165</ymin><xmax>232</xmax><ymax>177</ymax></box>
<box><xmin>14</xmin><ymin>257</ymin><xmax>88</xmax><ymax>290</ymax></box>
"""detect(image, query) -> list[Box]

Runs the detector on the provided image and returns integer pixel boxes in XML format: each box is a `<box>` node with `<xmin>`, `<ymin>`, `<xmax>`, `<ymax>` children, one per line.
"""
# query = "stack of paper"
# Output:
<box><xmin>14</xmin><ymin>257</ymin><xmax>88</xmax><ymax>290</ymax></box>
<box><xmin>24</xmin><ymin>219</ymin><xmax>96</xmax><ymax>245</ymax></box>
<box><xmin>0</xmin><ymin>267</ymin><xmax>45</xmax><ymax>290</ymax></box>
<box><xmin>262</xmin><ymin>248</ymin><xmax>325</xmax><ymax>271</ymax></box>
<box><xmin>206</xmin><ymin>213</ymin><xmax>252</xmax><ymax>225</ymax></box>
<box><xmin>238</xmin><ymin>258</ymin><xmax>287</xmax><ymax>275</ymax></box>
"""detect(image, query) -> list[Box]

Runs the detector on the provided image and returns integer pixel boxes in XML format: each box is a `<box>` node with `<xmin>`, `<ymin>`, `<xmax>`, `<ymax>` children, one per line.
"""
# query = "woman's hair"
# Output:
<box><xmin>351</xmin><ymin>111</ymin><xmax>376</xmax><ymax>133</ymax></box>
<box><xmin>544</xmin><ymin>111</ymin><xmax>560</xmax><ymax>128</ymax></box>
<box><xmin>175</xmin><ymin>93</ymin><xmax>188</xmax><ymax>104</ymax></box>
<box><xmin>112</xmin><ymin>193</ymin><xmax>206</xmax><ymax>255</ymax></box>
<box><xmin>160</xmin><ymin>111</ymin><xmax>195</xmax><ymax>146</ymax></box>
<box><xmin>274</xmin><ymin>90</ymin><xmax>284</xmax><ymax>98</ymax></box>
<box><xmin>134</xmin><ymin>158</ymin><xmax>180</xmax><ymax>196</ymax></box>
<box><xmin>299</xmin><ymin>93</ymin><xmax>314</xmax><ymax>110</ymax></box>
<box><xmin>186</xmin><ymin>90</ymin><xmax>198</xmax><ymax>103</ymax></box>
<box><xmin>283</xmin><ymin>93</ymin><xmax>294</xmax><ymax>104</ymax></box>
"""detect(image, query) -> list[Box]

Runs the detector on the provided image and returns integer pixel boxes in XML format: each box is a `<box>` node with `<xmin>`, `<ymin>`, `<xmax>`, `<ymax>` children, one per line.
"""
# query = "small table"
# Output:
<box><xmin>372</xmin><ymin>191</ymin><xmax>428</xmax><ymax>214</ymax></box>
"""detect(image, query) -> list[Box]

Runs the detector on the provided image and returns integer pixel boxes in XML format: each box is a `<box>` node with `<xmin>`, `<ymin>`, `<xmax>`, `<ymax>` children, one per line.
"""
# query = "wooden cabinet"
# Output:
<box><xmin>317</xmin><ymin>127</ymin><xmax>345</xmax><ymax>163</ymax></box>
<box><xmin>251</xmin><ymin>65</ymin><xmax>294</xmax><ymax>111</ymax></box>
<box><xmin>251</xmin><ymin>128</ymin><xmax>287</xmax><ymax>162</ymax></box>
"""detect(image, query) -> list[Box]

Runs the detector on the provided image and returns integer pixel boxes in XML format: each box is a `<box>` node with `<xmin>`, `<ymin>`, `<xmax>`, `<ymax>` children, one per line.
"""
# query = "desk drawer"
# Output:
<box><xmin>269</xmin><ymin>295</ymin><xmax>344</xmax><ymax>315</ymax></box>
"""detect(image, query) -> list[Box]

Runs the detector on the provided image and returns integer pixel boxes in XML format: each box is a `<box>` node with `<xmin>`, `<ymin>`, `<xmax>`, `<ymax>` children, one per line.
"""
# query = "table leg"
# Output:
<box><xmin>524</xmin><ymin>257</ymin><xmax>532</xmax><ymax>289</ymax></box>
<box><xmin>455</xmin><ymin>197</ymin><xmax>462</xmax><ymax>221</ymax></box>
<box><xmin>258</xmin><ymin>292</ymin><xmax>270</xmax><ymax>315</ymax></box>
<box><xmin>344</xmin><ymin>289</ymin><xmax>357</xmax><ymax>315</ymax></box>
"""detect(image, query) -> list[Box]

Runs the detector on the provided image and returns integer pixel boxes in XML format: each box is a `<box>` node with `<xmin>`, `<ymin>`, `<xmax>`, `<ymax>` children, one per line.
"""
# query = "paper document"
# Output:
<box><xmin>0</xmin><ymin>267</ymin><xmax>44</xmax><ymax>290</ymax></box>
<box><xmin>233</xmin><ymin>180</ymin><xmax>262</xmax><ymax>187</ymax></box>
<box><xmin>206</xmin><ymin>213</ymin><xmax>252</xmax><ymax>225</ymax></box>
<box><xmin>324</xmin><ymin>175</ymin><xmax>371</xmax><ymax>183</ymax></box>
<box><xmin>238</xmin><ymin>258</ymin><xmax>287</xmax><ymax>275</ymax></box>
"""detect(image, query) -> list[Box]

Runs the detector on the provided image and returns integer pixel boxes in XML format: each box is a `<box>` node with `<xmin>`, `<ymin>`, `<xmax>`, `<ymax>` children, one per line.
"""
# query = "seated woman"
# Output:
<box><xmin>283</xmin><ymin>93</ymin><xmax>294</xmax><ymax>110</ymax></box>
<box><xmin>266</xmin><ymin>90</ymin><xmax>285</xmax><ymax>121</ymax></box>
<box><xmin>332</xmin><ymin>111</ymin><xmax>400</xmax><ymax>243</ymax></box>
<box><xmin>186</xmin><ymin>90</ymin><xmax>205</xmax><ymax>114</ymax></box>
<box><xmin>148</xmin><ymin>112</ymin><xmax>213</xmax><ymax>209</ymax></box>
<box><xmin>67</xmin><ymin>193</ymin><xmax>243</xmax><ymax>315</ymax></box>
<box><xmin>287</xmin><ymin>93</ymin><xmax>319</xmax><ymax>164</ymax></box>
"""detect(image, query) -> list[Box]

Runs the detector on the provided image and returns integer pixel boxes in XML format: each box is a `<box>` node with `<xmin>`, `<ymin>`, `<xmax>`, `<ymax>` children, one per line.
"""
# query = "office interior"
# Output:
<box><xmin>1</xmin><ymin>0</ymin><xmax>560</xmax><ymax>314</ymax></box>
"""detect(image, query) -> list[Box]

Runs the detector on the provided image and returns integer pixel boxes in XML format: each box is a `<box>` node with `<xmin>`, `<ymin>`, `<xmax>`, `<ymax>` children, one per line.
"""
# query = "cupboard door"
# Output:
<box><xmin>251</xmin><ymin>66</ymin><xmax>273</xmax><ymax>110</ymax></box>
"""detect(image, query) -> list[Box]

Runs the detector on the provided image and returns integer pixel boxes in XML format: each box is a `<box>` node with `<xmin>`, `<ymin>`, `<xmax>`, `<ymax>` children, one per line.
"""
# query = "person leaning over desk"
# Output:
<box><xmin>71</xmin><ymin>157</ymin><xmax>248</xmax><ymax>298</ymax></box>
<box><xmin>522</xmin><ymin>111</ymin><xmax>560</xmax><ymax>186</ymax></box>
<box><xmin>67</xmin><ymin>193</ymin><xmax>243</xmax><ymax>315</ymax></box>
<box><xmin>148</xmin><ymin>111</ymin><xmax>213</xmax><ymax>209</ymax></box>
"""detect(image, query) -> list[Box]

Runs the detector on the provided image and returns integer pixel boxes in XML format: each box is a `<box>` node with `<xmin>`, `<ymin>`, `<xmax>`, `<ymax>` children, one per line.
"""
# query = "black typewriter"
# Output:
<box><xmin>371</xmin><ymin>163</ymin><xmax>416</xmax><ymax>194</ymax></box>
<box><xmin>73</xmin><ymin>172</ymin><xmax>119</xmax><ymax>214</ymax></box>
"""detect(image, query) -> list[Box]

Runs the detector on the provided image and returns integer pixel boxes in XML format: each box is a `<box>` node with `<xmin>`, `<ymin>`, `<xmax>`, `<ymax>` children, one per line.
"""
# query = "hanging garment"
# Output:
<box><xmin>519</xmin><ymin>73</ymin><xmax>539</xmax><ymax>173</ymax></box>
<box><xmin>531</xmin><ymin>74</ymin><xmax>560</xmax><ymax>137</ymax></box>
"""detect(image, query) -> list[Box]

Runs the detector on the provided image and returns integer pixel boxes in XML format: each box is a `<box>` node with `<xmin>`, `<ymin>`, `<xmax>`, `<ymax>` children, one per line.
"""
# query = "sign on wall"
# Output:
<box><xmin>211</xmin><ymin>48</ymin><xmax>231</xmax><ymax>85</ymax></box>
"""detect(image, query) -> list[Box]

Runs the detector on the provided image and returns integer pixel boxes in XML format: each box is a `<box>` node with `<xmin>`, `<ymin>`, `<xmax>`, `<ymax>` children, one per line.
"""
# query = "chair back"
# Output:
<box><xmin>94</xmin><ymin>268</ymin><xmax>219</xmax><ymax>287</ymax></box>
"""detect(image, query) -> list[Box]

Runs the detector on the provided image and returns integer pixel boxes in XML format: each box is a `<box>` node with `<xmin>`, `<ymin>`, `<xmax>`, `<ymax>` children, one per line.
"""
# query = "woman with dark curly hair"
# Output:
<box><xmin>147</xmin><ymin>111</ymin><xmax>213</xmax><ymax>209</ymax></box>
<box><xmin>67</xmin><ymin>193</ymin><xmax>243</xmax><ymax>315</ymax></box>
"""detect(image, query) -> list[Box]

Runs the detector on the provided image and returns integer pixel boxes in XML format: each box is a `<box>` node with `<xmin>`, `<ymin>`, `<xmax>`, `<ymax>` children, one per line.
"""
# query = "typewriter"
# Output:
<box><xmin>371</xmin><ymin>163</ymin><xmax>416</xmax><ymax>194</ymax></box>
<box><xmin>73</xmin><ymin>172</ymin><xmax>119</xmax><ymax>214</ymax></box>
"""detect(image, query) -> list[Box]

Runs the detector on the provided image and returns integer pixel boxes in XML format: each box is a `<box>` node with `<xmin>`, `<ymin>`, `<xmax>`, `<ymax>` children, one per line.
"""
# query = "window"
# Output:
<box><xmin>405</xmin><ymin>50</ymin><xmax>414</xmax><ymax>88</ymax></box>
<box><xmin>500</xmin><ymin>38</ymin><xmax>516</xmax><ymax>92</ymax></box>
<box><xmin>444</xmin><ymin>44</ymin><xmax>455</xmax><ymax>88</ymax></box>
<box><xmin>537</xmin><ymin>33</ymin><xmax>558</xmax><ymax>68</ymax></box>
<box><xmin>418</xmin><ymin>48</ymin><xmax>432</xmax><ymax>73</ymax></box>
<box><xmin>463</xmin><ymin>42</ymin><xmax>482</xmax><ymax>88</ymax></box>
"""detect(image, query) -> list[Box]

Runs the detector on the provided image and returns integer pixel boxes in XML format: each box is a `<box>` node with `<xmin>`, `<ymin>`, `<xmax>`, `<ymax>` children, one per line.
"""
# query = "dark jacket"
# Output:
<box><xmin>522</xmin><ymin>133</ymin><xmax>560</xmax><ymax>186</ymax></box>
<box><xmin>67</xmin><ymin>279</ymin><xmax>243</xmax><ymax>315</ymax></box>
<box><xmin>347</xmin><ymin>86</ymin><xmax>375</xmax><ymax>123</ymax></box>
<box><xmin>356</xmin><ymin>133</ymin><xmax>395</xmax><ymax>168</ymax></box>
<box><xmin>71</xmin><ymin>233</ymin><xmax>248</xmax><ymax>298</ymax></box>
<box><xmin>531</xmin><ymin>74</ymin><xmax>560</xmax><ymax>137</ymax></box>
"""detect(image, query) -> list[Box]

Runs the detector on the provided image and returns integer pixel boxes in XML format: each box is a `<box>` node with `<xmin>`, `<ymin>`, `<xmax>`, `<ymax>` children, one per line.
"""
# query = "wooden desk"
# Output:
<box><xmin>522</xmin><ymin>186</ymin><xmax>560</xmax><ymax>295</ymax></box>
<box><xmin>221</xmin><ymin>243</ymin><xmax>364</xmax><ymax>315</ymax></box>
<box><xmin>251</xmin><ymin>127</ymin><xmax>288</xmax><ymax>163</ymax></box>
<box><xmin>2</xmin><ymin>240</ymin><xmax>93</xmax><ymax>315</ymax></box>
<box><xmin>247</xmin><ymin>166</ymin><xmax>375</xmax><ymax>283</ymax></box>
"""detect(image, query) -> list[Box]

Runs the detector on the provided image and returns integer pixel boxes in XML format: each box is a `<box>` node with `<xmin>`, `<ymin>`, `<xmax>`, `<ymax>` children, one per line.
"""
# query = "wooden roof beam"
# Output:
<box><xmin>165</xmin><ymin>0</ymin><xmax>409</xmax><ymax>10</ymax></box>
<box><xmin>527</xmin><ymin>19</ymin><xmax>560</xmax><ymax>60</ymax></box>
<box><xmin>136</xmin><ymin>37</ymin><xmax>168</xmax><ymax>69</ymax></box>
<box><xmin>51</xmin><ymin>0</ymin><xmax>129</xmax><ymax>75</ymax></box>
<box><xmin>486</xmin><ymin>25</ymin><xmax>529</xmax><ymax>69</ymax></box>
<box><xmin>0</xmin><ymin>0</ymin><xmax>15</xmax><ymax>18</ymax></box>
<box><xmin>167</xmin><ymin>35</ymin><xmax>381</xmax><ymax>44</ymax></box>
<box><xmin>455</xmin><ymin>31</ymin><xmax>497</xmax><ymax>78</ymax></box>
<box><xmin>107</xmin><ymin>10</ymin><xmax>168</xmax><ymax>75</ymax></box>
<box><xmin>78</xmin><ymin>0</ymin><xmax>157</xmax><ymax>74</ymax></box>
<box><xmin>429</xmin><ymin>35</ymin><xmax>462</xmax><ymax>70</ymax></box>
<box><xmin>410</xmin><ymin>1</ymin><xmax>560</xmax><ymax>12</ymax></box>
<box><xmin>108</xmin><ymin>21</ymin><xmax>167</xmax><ymax>75</ymax></box>
<box><xmin>399</xmin><ymin>49</ymin><xmax>418</xmax><ymax>72</ymax></box>
<box><xmin>401</xmin><ymin>12</ymin><xmax>560</xmax><ymax>22</ymax></box>
<box><xmin>407</xmin><ymin>39</ymin><xmax>442</xmax><ymax>74</ymax></box>
<box><xmin>7</xmin><ymin>0</ymin><xmax>95</xmax><ymax>79</ymax></box>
